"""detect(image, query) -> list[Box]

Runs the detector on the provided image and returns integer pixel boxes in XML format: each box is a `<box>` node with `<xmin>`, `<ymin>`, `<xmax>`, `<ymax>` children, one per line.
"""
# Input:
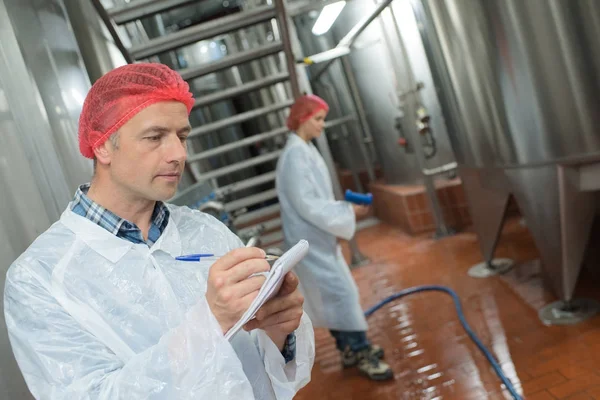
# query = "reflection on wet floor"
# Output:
<box><xmin>295</xmin><ymin>218</ymin><xmax>600</xmax><ymax>400</ymax></box>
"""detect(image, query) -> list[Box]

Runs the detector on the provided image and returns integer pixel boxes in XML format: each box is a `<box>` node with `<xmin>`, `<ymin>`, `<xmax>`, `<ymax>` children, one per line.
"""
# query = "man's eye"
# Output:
<box><xmin>147</xmin><ymin>135</ymin><xmax>161</xmax><ymax>141</ymax></box>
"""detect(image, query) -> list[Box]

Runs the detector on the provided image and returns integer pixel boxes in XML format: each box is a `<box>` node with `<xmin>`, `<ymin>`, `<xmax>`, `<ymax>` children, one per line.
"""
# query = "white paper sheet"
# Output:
<box><xmin>225</xmin><ymin>239</ymin><xmax>310</xmax><ymax>340</ymax></box>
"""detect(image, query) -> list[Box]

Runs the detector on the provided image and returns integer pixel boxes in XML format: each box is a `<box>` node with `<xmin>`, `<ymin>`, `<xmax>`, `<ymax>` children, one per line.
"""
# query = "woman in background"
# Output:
<box><xmin>275</xmin><ymin>95</ymin><xmax>393</xmax><ymax>381</ymax></box>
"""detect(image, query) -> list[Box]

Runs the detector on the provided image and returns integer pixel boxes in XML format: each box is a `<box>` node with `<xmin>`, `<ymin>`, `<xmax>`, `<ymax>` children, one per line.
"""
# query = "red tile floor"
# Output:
<box><xmin>295</xmin><ymin>218</ymin><xmax>600</xmax><ymax>400</ymax></box>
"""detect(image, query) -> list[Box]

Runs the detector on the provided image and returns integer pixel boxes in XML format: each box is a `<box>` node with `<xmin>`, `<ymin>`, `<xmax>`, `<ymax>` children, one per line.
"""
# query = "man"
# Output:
<box><xmin>4</xmin><ymin>63</ymin><xmax>314</xmax><ymax>399</ymax></box>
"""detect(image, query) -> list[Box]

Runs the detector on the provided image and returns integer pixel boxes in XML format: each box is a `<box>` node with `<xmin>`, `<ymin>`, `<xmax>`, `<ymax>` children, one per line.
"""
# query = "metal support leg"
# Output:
<box><xmin>348</xmin><ymin>238</ymin><xmax>370</xmax><ymax>268</ymax></box>
<box><xmin>423</xmin><ymin>174</ymin><xmax>454</xmax><ymax>239</ymax></box>
<box><xmin>468</xmin><ymin>259</ymin><xmax>515</xmax><ymax>279</ymax></box>
<box><xmin>538</xmin><ymin>299</ymin><xmax>600</xmax><ymax>326</ymax></box>
<box><xmin>460</xmin><ymin>167</ymin><xmax>514</xmax><ymax>278</ymax></box>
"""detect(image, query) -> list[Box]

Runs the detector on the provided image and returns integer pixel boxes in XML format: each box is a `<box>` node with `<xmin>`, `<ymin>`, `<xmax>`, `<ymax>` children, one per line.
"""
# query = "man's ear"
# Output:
<box><xmin>93</xmin><ymin>141</ymin><xmax>112</xmax><ymax>166</ymax></box>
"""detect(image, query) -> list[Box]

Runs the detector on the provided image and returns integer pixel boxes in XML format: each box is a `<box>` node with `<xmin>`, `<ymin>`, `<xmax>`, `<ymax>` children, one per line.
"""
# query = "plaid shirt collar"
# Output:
<box><xmin>70</xmin><ymin>183</ymin><xmax>170</xmax><ymax>246</ymax></box>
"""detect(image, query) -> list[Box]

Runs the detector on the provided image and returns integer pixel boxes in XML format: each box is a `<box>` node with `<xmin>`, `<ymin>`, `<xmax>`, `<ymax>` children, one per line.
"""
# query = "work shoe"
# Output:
<box><xmin>355</xmin><ymin>348</ymin><xmax>394</xmax><ymax>381</ymax></box>
<box><xmin>342</xmin><ymin>344</ymin><xmax>384</xmax><ymax>368</ymax></box>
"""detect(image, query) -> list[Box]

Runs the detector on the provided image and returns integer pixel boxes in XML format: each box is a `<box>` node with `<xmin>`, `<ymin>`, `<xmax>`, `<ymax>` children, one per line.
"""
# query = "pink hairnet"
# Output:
<box><xmin>286</xmin><ymin>94</ymin><xmax>329</xmax><ymax>131</ymax></box>
<box><xmin>78</xmin><ymin>63</ymin><xmax>195</xmax><ymax>159</ymax></box>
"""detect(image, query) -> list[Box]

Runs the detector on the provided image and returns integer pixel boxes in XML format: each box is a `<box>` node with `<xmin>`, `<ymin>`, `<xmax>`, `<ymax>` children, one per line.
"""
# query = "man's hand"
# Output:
<box><xmin>243</xmin><ymin>272</ymin><xmax>304</xmax><ymax>351</ymax></box>
<box><xmin>206</xmin><ymin>247</ymin><xmax>270</xmax><ymax>334</ymax></box>
<box><xmin>352</xmin><ymin>204</ymin><xmax>370</xmax><ymax>218</ymax></box>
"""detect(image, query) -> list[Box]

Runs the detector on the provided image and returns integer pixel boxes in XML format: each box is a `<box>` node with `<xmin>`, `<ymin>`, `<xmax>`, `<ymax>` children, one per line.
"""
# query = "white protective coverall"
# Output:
<box><xmin>4</xmin><ymin>204</ymin><xmax>314</xmax><ymax>400</ymax></box>
<box><xmin>275</xmin><ymin>134</ymin><xmax>368</xmax><ymax>332</ymax></box>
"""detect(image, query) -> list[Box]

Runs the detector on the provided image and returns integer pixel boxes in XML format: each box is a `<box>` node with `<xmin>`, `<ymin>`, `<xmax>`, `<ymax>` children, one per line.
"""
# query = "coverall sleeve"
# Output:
<box><xmin>278</xmin><ymin>146</ymin><xmax>356</xmax><ymax>240</ymax></box>
<box><xmin>252</xmin><ymin>313</ymin><xmax>314</xmax><ymax>399</ymax></box>
<box><xmin>4</xmin><ymin>264</ymin><xmax>254</xmax><ymax>400</ymax></box>
<box><xmin>220</xmin><ymin>219</ymin><xmax>316</xmax><ymax>399</ymax></box>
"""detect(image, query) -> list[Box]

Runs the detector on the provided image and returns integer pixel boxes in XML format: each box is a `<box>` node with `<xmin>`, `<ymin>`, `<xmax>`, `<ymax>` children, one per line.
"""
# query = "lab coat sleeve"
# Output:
<box><xmin>4</xmin><ymin>263</ymin><xmax>254</xmax><ymax>400</ymax></box>
<box><xmin>253</xmin><ymin>313</ymin><xmax>315</xmax><ymax>399</ymax></box>
<box><xmin>216</xmin><ymin>216</ymin><xmax>315</xmax><ymax>399</ymax></box>
<box><xmin>279</xmin><ymin>147</ymin><xmax>356</xmax><ymax>240</ymax></box>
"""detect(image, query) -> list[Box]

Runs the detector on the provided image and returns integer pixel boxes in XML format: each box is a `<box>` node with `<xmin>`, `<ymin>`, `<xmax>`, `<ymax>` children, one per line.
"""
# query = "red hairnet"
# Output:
<box><xmin>286</xmin><ymin>94</ymin><xmax>329</xmax><ymax>131</ymax></box>
<box><xmin>78</xmin><ymin>63</ymin><xmax>195</xmax><ymax>159</ymax></box>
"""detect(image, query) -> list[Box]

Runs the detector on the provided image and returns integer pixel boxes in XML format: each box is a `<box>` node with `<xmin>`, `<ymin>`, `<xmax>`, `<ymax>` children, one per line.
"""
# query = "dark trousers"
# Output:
<box><xmin>329</xmin><ymin>330</ymin><xmax>370</xmax><ymax>352</ymax></box>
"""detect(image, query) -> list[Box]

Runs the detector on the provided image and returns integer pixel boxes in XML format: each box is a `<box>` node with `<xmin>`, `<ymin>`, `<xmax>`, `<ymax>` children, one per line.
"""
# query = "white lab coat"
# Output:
<box><xmin>4</xmin><ymin>204</ymin><xmax>314</xmax><ymax>400</ymax></box>
<box><xmin>275</xmin><ymin>134</ymin><xmax>368</xmax><ymax>332</ymax></box>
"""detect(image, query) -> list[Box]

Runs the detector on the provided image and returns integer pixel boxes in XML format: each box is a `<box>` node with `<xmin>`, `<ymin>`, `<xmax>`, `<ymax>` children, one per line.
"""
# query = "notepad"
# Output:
<box><xmin>225</xmin><ymin>239</ymin><xmax>309</xmax><ymax>341</ymax></box>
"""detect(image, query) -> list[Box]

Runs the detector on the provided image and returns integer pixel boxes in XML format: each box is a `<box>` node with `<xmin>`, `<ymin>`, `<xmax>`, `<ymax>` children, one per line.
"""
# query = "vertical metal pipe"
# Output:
<box><xmin>389</xmin><ymin>3</ymin><xmax>452</xmax><ymax>238</ymax></box>
<box><xmin>340</xmin><ymin>56</ymin><xmax>376</xmax><ymax>182</ymax></box>
<box><xmin>423</xmin><ymin>174</ymin><xmax>452</xmax><ymax>237</ymax></box>
<box><xmin>339</xmin><ymin>132</ymin><xmax>365</xmax><ymax>193</ymax></box>
<box><xmin>274</xmin><ymin>0</ymin><xmax>301</xmax><ymax>99</ymax></box>
<box><xmin>316</xmin><ymin>80</ymin><xmax>365</xmax><ymax>193</ymax></box>
<box><xmin>90</xmin><ymin>0</ymin><xmax>134</xmax><ymax>64</ymax></box>
<box><xmin>348</xmin><ymin>235</ymin><xmax>370</xmax><ymax>268</ymax></box>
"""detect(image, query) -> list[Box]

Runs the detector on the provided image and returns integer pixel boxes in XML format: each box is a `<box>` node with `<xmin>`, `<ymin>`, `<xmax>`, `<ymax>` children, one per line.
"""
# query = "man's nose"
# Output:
<box><xmin>166</xmin><ymin>135</ymin><xmax>187</xmax><ymax>163</ymax></box>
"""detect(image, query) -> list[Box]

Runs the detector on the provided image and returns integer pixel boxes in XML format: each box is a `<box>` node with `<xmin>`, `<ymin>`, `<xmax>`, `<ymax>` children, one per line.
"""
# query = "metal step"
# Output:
<box><xmin>325</xmin><ymin>115</ymin><xmax>356</xmax><ymax>129</ymax></box>
<box><xmin>186</xmin><ymin>115</ymin><xmax>354</xmax><ymax>162</ymax></box>
<box><xmin>263</xmin><ymin>240</ymin><xmax>284</xmax><ymax>250</ymax></box>
<box><xmin>193</xmin><ymin>150</ymin><xmax>282</xmax><ymax>180</ymax></box>
<box><xmin>225</xmin><ymin>188</ymin><xmax>278</xmax><ymax>212</ymax></box>
<box><xmin>259</xmin><ymin>230</ymin><xmax>284</xmax><ymax>246</ymax></box>
<box><xmin>193</xmin><ymin>72</ymin><xmax>289</xmax><ymax>109</ymax></box>
<box><xmin>234</xmin><ymin>203</ymin><xmax>280</xmax><ymax>226</ymax></box>
<box><xmin>171</xmin><ymin>170</ymin><xmax>277</xmax><ymax>205</ymax></box>
<box><xmin>129</xmin><ymin>4</ymin><xmax>277</xmax><ymax>59</ymax></box>
<box><xmin>238</xmin><ymin>217</ymin><xmax>282</xmax><ymax>237</ymax></box>
<box><xmin>189</xmin><ymin>100</ymin><xmax>293</xmax><ymax>138</ymax></box>
<box><xmin>188</xmin><ymin>126</ymin><xmax>288</xmax><ymax>163</ymax></box>
<box><xmin>180</xmin><ymin>42</ymin><xmax>284</xmax><ymax>81</ymax></box>
<box><xmin>217</xmin><ymin>171</ymin><xmax>277</xmax><ymax>197</ymax></box>
<box><xmin>108</xmin><ymin>0</ymin><xmax>199</xmax><ymax>25</ymax></box>
<box><xmin>167</xmin><ymin>178</ymin><xmax>214</xmax><ymax>207</ymax></box>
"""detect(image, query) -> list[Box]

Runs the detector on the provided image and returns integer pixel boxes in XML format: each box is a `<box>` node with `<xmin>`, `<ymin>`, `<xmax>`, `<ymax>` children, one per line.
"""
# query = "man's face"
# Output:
<box><xmin>99</xmin><ymin>101</ymin><xmax>191</xmax><ymax>202</ymax></box>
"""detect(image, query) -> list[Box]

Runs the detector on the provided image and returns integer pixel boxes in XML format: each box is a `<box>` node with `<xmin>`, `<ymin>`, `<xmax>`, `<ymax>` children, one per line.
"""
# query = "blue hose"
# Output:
<box><xmin>364</xmin><ymin>285</ymin><xmax>523</xmax><ymax>400</ymax></box>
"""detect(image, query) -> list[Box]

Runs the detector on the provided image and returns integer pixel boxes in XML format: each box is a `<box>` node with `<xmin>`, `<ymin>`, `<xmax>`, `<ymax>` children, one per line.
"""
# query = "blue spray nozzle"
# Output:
<box><xmin>345</xmin><ymin>189</ymin><xmax>373</xmax><ymax>206</ymax></box>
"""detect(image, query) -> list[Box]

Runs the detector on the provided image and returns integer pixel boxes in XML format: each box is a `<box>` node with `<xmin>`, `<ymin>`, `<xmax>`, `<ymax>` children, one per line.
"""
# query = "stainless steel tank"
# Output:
<box><xmin>415</xmin><ymin>0</ymin><xmax>600</xmax><ymax>168</ymax></box>
<box><xmin>411</xmin><ymin>0</ymin><xmax>600</xmax><ymax>310</ymax></box>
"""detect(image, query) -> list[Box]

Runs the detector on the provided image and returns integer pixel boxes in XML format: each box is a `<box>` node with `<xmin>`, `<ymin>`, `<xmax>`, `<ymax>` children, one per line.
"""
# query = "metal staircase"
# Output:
<box><xmin>90</xmin><ymin>0</ymin><xmax>361</xmax><ymax>250</ymax></box>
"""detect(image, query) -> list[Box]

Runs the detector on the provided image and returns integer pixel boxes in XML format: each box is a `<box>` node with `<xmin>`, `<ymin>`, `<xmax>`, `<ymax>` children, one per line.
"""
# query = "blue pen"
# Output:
<box><xmin>175</xmin><ymin>253</ymin><xmax>214</xmax><ymax>262</ymax></box>
<box><xmin>176</xmin><ymin>253</ymin><xmax>279</xmax><ymax>262</ymax></box>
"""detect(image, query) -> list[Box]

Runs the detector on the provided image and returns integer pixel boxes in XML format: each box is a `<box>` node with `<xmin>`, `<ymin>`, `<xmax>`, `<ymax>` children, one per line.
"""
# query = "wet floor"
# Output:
<box><xmin>295</xmin><ymin>218</ymin><xmax>600</xmax><ymax>400</ymax></box>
